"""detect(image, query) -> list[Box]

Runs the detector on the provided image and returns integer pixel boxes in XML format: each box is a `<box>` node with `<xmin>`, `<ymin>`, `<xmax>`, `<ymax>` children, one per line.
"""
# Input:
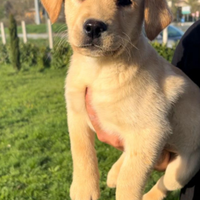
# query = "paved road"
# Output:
<box><xmin>0</xmin><ymin>33</ymin><xmax>65</xmax><ymax>39</ymax></box>
<box><xmin>18</xmin><ymin>33</ymin><xmax>49</xmax><ymax>39</ymax></box>
<box><xmin>172</xmin><ymin>22</ymin><xmax>194</xmax><ymax>32</ymax></box>
<box><xmin>0</xmin><ymin>33</ymin><xmax>49</xmax><ymax>39</ymax></box>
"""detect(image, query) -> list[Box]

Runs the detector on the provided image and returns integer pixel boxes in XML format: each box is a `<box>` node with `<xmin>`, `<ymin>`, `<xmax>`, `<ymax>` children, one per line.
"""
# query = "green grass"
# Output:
<box><xmin>24</xmin><ymin>38</ymin><xmax>49</xmax><ymax>47</ymax></box>
<box><xmin>0</xmin><ymin>65</ymin><xmax>70</xmax><ymax>199</ymax></box>
<box><xmin>0</xmin><ymin>65</ymin><xmax>179</xmax><ymax>200</ymax></box>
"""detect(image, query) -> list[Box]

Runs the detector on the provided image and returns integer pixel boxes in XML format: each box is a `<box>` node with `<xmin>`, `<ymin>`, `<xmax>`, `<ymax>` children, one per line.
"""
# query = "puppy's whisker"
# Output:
<box><xmin>122</xmin><ymin>32</ymin><xmax>131</xmax><ymax>42</ymax></box>
<box><xmin>54</xmin><ymin>24</ymin><xmax>67</xmax><ymax>34</ymax></box>
<box><xmin>54</xmin><ymin>30</ymin><xmax>69</xmax><ymax>50</ymax></box>
<box><xmin>54</xmin><ymin>37</ymin><xmax>66</xmax><ymax>49</ymax></box>
<box><xmin>122</xmin><ymin>32</ymin><xmax>139</xmax><ymax>51</ymax></box>
<box><xmin>117</xmin><ymin>36</ymin><xmax>136</xmax><ymax>62</ymax></box>
<box><xmin>117</xmin><ymin>36</ymin><xmax>132</xmax><ymax>62</ymax></box>
<box><xmin>53</xmin><ymin>25</ymin><xmax>68</xmax><ymax>49</ymax></box>
<box><xmin>120</xmin><ymin>34</ymin><xmax>143</xmax><ymax>63</ymax></box>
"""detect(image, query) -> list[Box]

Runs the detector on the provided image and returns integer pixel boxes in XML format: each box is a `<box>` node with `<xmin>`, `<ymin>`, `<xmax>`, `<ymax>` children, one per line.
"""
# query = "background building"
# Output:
<box><xmin>168</xmin><ymin>0</ymin><xmax>200</xmax><ymax>22</ymax></box>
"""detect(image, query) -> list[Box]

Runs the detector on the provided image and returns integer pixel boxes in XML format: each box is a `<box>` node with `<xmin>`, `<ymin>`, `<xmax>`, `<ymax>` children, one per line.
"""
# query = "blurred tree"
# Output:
<box><xmin>5</xmin><ymin>1</ymin><xmax>13</xmax><ymax>16</ymax></box>
<box><xmin>187</xmin><ymin>0</ymin><xmax>200</xmax><ymax>13</ymax></box>
<box><xmin>168</xmin><ymin>0</ymin><xmax>180</xmax><ymax>21</ymax></box>
<box><xmin>0</xmin><ymin>0</ymin><xmax>65</xmax><ymax>24</ymax></box>
<box><xmin>9</xmin><ymin>14</ymin><xmax>21</xmax><ymax>71</ymax></box>
<box><xmin>0</xmin><ymin>6</ymin><xmax>4</xmax><ymax>19</ymax></box>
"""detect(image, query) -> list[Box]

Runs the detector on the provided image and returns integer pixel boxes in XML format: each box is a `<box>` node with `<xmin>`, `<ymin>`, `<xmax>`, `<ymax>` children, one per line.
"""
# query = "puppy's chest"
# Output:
<box><xmin>90</xmin><ymin>71</ymin><xmax>134</xmax><ymax>108</ymax></box>
<box><xmin>87</xmin><ymin>70</ymin><xmax>168</xmax><ymax>135</ymax></box>
<box><xmin>88</xmin><ymin>74</ymin><xmax>143</xmax><ymax>133</ymax></box>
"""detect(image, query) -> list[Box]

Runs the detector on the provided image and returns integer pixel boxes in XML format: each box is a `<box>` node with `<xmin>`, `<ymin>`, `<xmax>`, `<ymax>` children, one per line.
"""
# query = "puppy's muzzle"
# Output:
<box><xmin>80</xmin><ymin>19</ymin><xmax>119</xmax><ymax>56</ymax></box>
<box><xmin>83</xmin><ymin>19</ymin><xmax>107</xmax><ymax>39</ymax></box>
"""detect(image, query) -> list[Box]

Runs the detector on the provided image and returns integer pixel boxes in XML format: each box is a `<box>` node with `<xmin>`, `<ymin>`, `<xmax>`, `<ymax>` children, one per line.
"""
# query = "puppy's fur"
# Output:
<box><xmin>41</xmin><ymin>0</ymin><xmax>200</xmax><ymax>200</ymax></box>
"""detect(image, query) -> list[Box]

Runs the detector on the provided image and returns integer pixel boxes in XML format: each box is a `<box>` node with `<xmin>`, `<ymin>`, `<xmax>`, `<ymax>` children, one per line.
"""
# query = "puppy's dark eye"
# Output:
<box><xmin>117</xmin><ymin>0</ymin><xmax>132</xmax><ymax>7</ymax></box>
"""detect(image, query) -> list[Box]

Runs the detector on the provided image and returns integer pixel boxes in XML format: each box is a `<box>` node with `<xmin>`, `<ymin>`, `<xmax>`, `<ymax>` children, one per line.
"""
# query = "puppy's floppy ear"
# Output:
<box><xmin>41</xmin><ymin>0</ymin><xmax>63</xmax><ymax>23</ymax></box>
<box><xmin>144</xmin><ymin>0</ymin><xmax>173</xmax><ymax>41</ymax></box>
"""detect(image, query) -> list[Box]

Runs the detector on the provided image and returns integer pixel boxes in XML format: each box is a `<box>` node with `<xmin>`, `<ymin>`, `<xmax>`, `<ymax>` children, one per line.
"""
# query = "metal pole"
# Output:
<box><xmin>0</xmin><ymin>22</ymin><xmax>6</xmax><ymax>45</ymax></box>
<box><xmin>34</xmin><ymin>0</ymin><xmax>41</xmax><ymax>25</ymax></box>
<box><xmin>48</xmin><ymin>19</ymin><xmax>53</xmax><ymax>49</ymax></box>
<box><xmin>21</xmin><ymin>21</ymin><xmax>27</xmax><ymax>44</ymax></box>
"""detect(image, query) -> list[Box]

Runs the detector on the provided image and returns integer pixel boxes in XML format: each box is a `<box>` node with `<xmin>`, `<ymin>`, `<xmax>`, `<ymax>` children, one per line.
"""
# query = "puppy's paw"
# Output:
<box><xmin>106</xmin><ymin>167</ymin><xmax>119</xmax><ymax>188</ymax></box>
<box><xmin>142</xmin><ymin>190</ymin><xmax>166</xmax><ymax>200</ymax></box>
<box><xmin>70</xmin><ymin>179</ymin><xmax>100</xmax><ymax>200</ymax></box>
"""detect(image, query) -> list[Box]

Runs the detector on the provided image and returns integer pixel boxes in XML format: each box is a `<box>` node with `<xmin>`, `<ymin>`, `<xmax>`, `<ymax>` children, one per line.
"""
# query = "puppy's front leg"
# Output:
<box><xmin>116</xmin><ymin>123</ymin><xmax>170</xmax><ymax>200</ymax></box>
<box><xmin>67</xmin><ymin>90</ymin><xmax>100</xmax><ymax>200</ymax></box>
<box><xmin>107</xmin><ymin>153</ymin><xmax>125</xmax><ymax>188</ymax></box>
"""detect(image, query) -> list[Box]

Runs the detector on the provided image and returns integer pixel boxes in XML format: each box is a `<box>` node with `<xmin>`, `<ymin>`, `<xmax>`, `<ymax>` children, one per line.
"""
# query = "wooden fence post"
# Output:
<box><xmin>21</xmin><ymin>21</ymin><xmax>27</xmax><ymax>44</ymax></box>
<box><xmin>0</xmin><ymin>22</ymin><xmax>6</xmax><ymax>45</ymax></box>
<box><xmin>47</xmin><ymin>19</ymin><xmax>53</xmax><ymax>49</ymax></box>
<box><xmin>162</xmin><ymin>27</ymin><xmax>168</xmax><ymax>46</ymax></box>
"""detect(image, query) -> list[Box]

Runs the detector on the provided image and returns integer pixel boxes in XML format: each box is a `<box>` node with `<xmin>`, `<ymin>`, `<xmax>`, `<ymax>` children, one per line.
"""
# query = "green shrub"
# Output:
<box><xmin>151</xmin><ymin>42</ymin><xmax>176</xmax><ymax>62</ymax></box>
<box><xmin>0</xmin><ymin>44</ymin><xmax>10</xmax><ymax>65</ymax></box>
<box><xmin>37</xmin><ymin>46</ymin><xmax>51</xmax><ymax>71</ymax></box>
<box><xmin>8</xmin><ymin>14</ymin><xmax>20</xmax><ymax>71</ymax></box>
<box><xmin>20</xmin><ymin>43</ymin><xmax>39</xmax><ymax>70</ymax></box>
<box><xmin>0</xmin><ymin>39</ymin><xmax>177</xmax><ymax>71</ymax></box>
<box><xmin>51</xmin><ymin>44</ymin><xmax>72</xmax><ymax>69</ymax></box>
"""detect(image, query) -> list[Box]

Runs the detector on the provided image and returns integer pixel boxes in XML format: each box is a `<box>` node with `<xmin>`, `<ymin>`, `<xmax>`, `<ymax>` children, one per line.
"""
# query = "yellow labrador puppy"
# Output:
<box><xmin>41</xmin><ymin>0</ymin><xmax>200</xmax><ymax>200</ymax></box>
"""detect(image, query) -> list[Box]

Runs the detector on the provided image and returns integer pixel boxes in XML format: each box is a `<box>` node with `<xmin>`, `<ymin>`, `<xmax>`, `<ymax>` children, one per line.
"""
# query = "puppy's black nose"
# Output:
<box><xmin>83</xmin><ymin>19</ymin><xmax>107</xmax><ymax>39</ymax></box>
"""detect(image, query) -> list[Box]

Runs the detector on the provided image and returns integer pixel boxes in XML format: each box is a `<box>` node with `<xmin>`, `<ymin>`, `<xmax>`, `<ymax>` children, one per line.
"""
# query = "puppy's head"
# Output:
<box><xmin>41</xmin><ymin>0</ymin><xmax>172</xmax><ymax>57</ymax></box>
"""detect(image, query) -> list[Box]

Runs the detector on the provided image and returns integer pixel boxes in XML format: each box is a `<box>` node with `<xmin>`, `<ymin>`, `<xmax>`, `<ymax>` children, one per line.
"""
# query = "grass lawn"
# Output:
<box><xmin>0</xmin><ymin>65</ymin><xmax>179</xmax><ymax>200</ymax></box>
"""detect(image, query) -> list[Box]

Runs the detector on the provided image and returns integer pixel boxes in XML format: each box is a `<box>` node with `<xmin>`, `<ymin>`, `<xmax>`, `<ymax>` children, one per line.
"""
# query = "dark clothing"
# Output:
<box><xmin>172</xmin><ymin>20</ymin><xmax>200</xmax><ymax>200</ymax></box>
<box><xmin>172</xmin><ymin>20</ymin><xmax>200</xmax><ymax>88</ymax></box>
<box><xmin>180</xmin><ymin>170</ymin><xmax>200</xmax><ymax>200</ymax></box>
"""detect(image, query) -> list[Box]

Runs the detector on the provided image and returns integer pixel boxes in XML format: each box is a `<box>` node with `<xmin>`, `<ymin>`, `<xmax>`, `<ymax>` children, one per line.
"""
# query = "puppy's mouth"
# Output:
<box><xmin>73</xmin><ymin>43</ymin><xmax>122</xmax><ymax>57</ymax></box>
<box><xmin>79</xmin><ymin>43</ymin><xmax>102</xmax><ymax>50</ymax></box>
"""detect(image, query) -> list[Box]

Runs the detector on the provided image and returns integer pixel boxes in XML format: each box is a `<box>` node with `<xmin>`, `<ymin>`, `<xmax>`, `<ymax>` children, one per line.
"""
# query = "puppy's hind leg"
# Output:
<box><xmin>107</xmin><ymin>153</ymin><xmax>125</xmax><ymax>188</ymax></box>
<box><xmin>143</xmin><ymin>150</ymin><xmax>200</xmax><ymax>200</ymax></box>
